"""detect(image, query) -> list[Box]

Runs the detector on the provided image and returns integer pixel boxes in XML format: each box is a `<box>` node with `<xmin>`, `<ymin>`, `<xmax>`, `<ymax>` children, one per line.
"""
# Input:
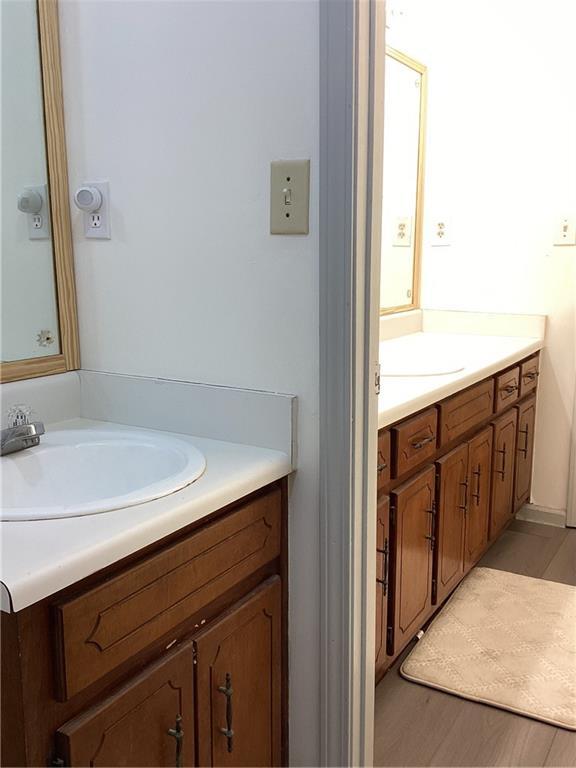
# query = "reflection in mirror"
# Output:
<box><xmin>1</xmin><ymin>0</ymin><xmax>60</xmax><ymax>362</ymax></box>
<box><xmin>380</xmin><ymin>47</ymin><xmax>426</xmax><ymax>314</ymax></box>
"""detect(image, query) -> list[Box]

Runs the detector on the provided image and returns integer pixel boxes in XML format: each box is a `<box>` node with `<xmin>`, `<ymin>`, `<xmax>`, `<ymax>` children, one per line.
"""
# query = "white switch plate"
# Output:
<box><xmin>392</xmin><ymin>217</ymin><xmax>412</xmax><ymax>247</ymax></box>
<box><xmin>82</xmin><ymin>181</ymin><xmax>111</xmax><ymax>239</ymax></box>
<box><xmin>270</xmin><ymin>160</ymin><xmax>310</xmax><ymax>235</ymax></box>
<box><xmin>430</xmin><ymin>219</ymin><xmax>451</xmax><ymax>246</ymax></box>
<box><xmin>554</xmin><ymin>217</ymin><xmax>576</xmax><ymax>246</ymax></box>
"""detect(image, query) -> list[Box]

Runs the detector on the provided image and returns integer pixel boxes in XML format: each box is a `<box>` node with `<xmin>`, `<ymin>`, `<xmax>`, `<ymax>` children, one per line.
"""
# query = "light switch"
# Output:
<box><xmin>270</xmin><ymin>160</ymin><xmax>310</xmax><ymax>235</ymax></box>
<box><xmin>554</xmin><ymin>217</ymin><xmax>576</xmax><ymax>246</ymax></box>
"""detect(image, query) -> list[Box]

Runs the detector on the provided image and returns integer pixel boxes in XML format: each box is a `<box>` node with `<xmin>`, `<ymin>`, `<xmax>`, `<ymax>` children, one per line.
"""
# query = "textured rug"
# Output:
<box><xmin>400</xmin><ymin>567</ymin><xmax>576</xmax><ymax>730</ymax></box>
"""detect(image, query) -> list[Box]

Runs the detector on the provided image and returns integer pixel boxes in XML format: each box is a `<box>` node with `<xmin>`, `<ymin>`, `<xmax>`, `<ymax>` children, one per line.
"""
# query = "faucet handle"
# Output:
<box><xmin>7</xmin><ymin>404</ymin><xmax>32</xmax><ymax>427</ymax></box>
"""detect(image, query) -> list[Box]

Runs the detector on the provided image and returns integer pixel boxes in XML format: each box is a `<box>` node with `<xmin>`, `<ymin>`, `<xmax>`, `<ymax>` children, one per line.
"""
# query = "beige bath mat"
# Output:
<box><xmin>400</xmin><ymin>567</ymin><xmax>576</xmax><ymax>730</ymax></box>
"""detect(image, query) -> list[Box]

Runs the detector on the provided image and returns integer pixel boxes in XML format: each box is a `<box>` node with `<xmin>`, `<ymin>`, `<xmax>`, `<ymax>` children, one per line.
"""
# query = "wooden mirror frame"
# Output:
<box><xmin>1</xmin><ymin>0</ymin><xmax>79</xmax><ymax>384</ymax></box>
<box><xmin>380</xmin><ymin>46</ymin><xmax>427</xmax><ymax>316</ymax></box>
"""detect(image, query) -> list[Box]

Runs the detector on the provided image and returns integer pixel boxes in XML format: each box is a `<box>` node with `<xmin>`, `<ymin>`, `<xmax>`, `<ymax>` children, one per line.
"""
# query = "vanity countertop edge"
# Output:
<box><xmin>378</xmin><ymin>335</ymin><xmax>544</xmax><ymax>429</ymax></box>
<box><xmin>0</xmin><ymin>419</ymin><xmax>292</xmax><ymax>613</ymax></box>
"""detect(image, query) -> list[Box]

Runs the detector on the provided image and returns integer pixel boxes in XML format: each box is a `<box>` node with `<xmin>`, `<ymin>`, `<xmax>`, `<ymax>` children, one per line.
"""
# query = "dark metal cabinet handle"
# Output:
<box><xmin>411</xmin><ymin>434</ymin><xmax>435</xmax><ymax>451</ymax></box>
<box><xmin>377</xmin><ymin>458</ymin><xmax>388</xmax><ymax>473</ymax></box>
<box><xmin>523</xmin><ymin>371</ymin><xmax>539</xmax><ymax>381</ymax></box>
<box><xmin>459</xmin><ymin>479</ymin><xmax>468</xmax><ymax>513</ymax></box>
<box><xmin>501</xmin><ymin>383</ymin><xmax>519</xmax><ymax>395</ymax></box>
<box><xmin>376</xmin><ymin>539</ymin><xmax>389</xmax><ymax>595</ymax></box>
<box><xmin>218</xmin><ymin>672</ymin><xmax>234</xmax><ymax>753</ymax></box>
<box><xmin>518</xmin><ymin>425</ymin><xmax>529</xmax><ymax>458</ymax></box>
<box><xmin>167</xmin><ymin>714</ymin><xmax>184</xmax><ymax>768</ymax></box>
<box><xmin>496</xmin><ymin>443</ymin><xmax>507</xmax><ymax>478</ymax></box>
<box><xmin>472</xmin><ymin>466</ymin><xmax>481</xmax><ymax>505</ymax></box>
<box><xmin>425</xmin><ymin>500</ymin><xmax>436</xmax><ymax>550</ymax></box>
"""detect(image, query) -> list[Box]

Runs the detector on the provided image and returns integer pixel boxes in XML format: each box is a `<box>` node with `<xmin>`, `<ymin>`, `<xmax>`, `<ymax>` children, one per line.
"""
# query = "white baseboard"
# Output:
<box><xmin>516</xmin><ymin>503</ymin><xmax>567</xmax><ymax>528</ymax></box>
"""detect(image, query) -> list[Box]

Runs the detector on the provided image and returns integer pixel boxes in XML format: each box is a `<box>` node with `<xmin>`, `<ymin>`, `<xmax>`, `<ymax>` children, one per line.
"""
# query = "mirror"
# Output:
<box><xmin>1</xmin><ymin>0</ymin><xmax>78</xmax><ymax>383</ymax></box>
<box><xmin>380</xmin><ymin>47</ymin><xmax>427</xmax><ymax>314</ymax></box>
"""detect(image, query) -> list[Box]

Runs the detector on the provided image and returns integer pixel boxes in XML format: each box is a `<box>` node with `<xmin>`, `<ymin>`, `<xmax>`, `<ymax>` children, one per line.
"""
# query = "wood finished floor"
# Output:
<box><xmin>374</xmin><ymin>520</ymin><xmax>576</xmax><ymax>767</ymax></box>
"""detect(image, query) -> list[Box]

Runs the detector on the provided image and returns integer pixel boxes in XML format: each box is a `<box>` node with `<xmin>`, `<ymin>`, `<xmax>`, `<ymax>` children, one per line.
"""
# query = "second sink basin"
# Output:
<box><xmin>1</xmin><ymin>426</ymin><xmax>206</xmax><ymax>521</ymax></box>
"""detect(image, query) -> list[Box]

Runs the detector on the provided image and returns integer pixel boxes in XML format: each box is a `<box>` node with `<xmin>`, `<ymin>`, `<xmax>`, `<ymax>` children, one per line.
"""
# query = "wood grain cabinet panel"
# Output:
<box><xmin>194</xmin><ymin>578</ymin><xmax>281</xmax><ymax>768</ymax></box>
<box><xmin>54</xmin><ymin>488</ymin><xmax>281</xmax><ymax>700</ymax></box>
<box><xmin>434</xmin><ymin>444</ymin><xmax>467</xmax><ymax>605</ymax></box>
<box><xmin>56</xmin><ymin>642</ymin><xmax>196</xmax><ymax>767</ymax></box>
<box><xmin>438</xmin><ymin>380</ymin><xmax>494</xmax><ymax>446</ymax></box>
<box><xmin>388</xmin><ymin>466</ymin><xmax>435</xmax><ymax>656</ymax></box>
<box><xmin>377</xmin><ymin>430</ymin><xmax>391</xmax><ymax>492</ymax></box>
<box><xmin>375</xmin><ymin>496</ymin><xmax>390</xmax><ymax>680</ymax></box>
<box><xmin>489</xmin><ymin>409</ymin><xmax>518</xmax><ymax>539</ymax></box>
<box><xmin>495</xmin><ymin>367</ymin><xmax>520</xmax><ymax>413</ymax></box>
<box><xmin>392</xmin><ymin>409</ymin><xmax>437</xmax><ymax>478</ymax></box>
<box><xmin>464</xmin><ymin>427</ymin><xmax>493</xmax><ymax>571</ymax></box>
<box><xmin>514</xmin><ymin>395</ymin><xmax>537</xmax><ymax>511</ymax></box>
<box><xmin>520</xmin><ymin>355</ymin><xmax>540</xmax><ymax>398</ymax></box>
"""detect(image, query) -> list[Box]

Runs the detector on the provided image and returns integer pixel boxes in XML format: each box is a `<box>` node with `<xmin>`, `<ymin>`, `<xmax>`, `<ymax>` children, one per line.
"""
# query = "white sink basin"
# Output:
<box><xmin>1</xmin><ymin>427</ymin><xmax>206</xmax><ymax>521</ymax></box>
<box><xmin>380</xmin><ymin>333</ymin><xmax>466</xmax><ymax>377</ymax></box>
<box><xmin>381</xmin><ymin>360</ymin><xmax>465</xmax><ymax>377</ymax></box>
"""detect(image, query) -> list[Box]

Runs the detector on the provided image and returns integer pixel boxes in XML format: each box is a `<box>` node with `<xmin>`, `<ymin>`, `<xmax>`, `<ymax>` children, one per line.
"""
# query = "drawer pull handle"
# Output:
<box><xmin>518</xmin><ymin>425</ymin><xmax>529</xmax><ymax>458</ymax></box>
<box><xmin>523</xmin><ymin>371</ymin><xmax>539</xmax><ymax>381</ymax></box>
<box><xmin>459</xmin><ymin>479</ymin><xmax>468</xmax><ymax>513</ymax></box>
<box><xmin>218</xmin><ymin>672</ymin><xmax>234</xmax><ymax>753</ymax></box>
<box><xmin>167</xmin><ymin>714</ymin><xmax>184</xmax><ymax>768</ymax></box>
<box><xmin>472</xmin><ymin>466</ymin><xmax>481</xmax><ymax>505</ymax></box>
<box><xmin>501</xmin><ymin>384</ymin><xmax>519</xmax><ymax>395</ymax></box>
<box><xmin>496</xmin><ymin>443</ymin><xmax>507</xmax><ymax>478</ymax></box>
<box><xmin>377</xmin><ymin>460</ymin><xmax>388</xmax><ymax>473</ymax></box>
<box><xmin>411</xmin><ymin>435</ymin><xmax>435</xmax><ymax>451</ymax></box>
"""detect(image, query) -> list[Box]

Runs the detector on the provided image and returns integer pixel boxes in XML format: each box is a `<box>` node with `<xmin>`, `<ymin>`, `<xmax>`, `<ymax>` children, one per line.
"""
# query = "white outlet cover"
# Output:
<box><xmin>23</xmin><ymin>185</ymin><xmax>51</xmax><ymax>240</ymax></box>
<box><xmin>82</xmin><ymin>181</ymin><xmax>111</xmax><ymax>239</ymax></box>
<box><xmin>430</xmin><ymin>218</ymin><xmax>451</xmax><ymax>247</ymax></box>
<box><xmin>554</xmin><ymin>217</ymin><xmax>576</xmax><ymax>246</ymax></box>
<box><xmin>392</xmin><ymin>217</ymin><xmax>412</xmax><ymax>247</ymax></box>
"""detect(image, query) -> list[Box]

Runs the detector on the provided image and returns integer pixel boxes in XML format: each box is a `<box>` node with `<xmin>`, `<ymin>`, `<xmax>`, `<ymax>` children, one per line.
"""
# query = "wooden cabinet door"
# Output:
<box><xmin>194</xmin><ymin>578</ymin><xmax>281</xmax><ymax>768</ymax></box>
<box><xmin>388</xmin><ymin>466</ymin><xmax>435</xmax><ymax>656</ymax></box>
<box><xmin>464</xmin><ymin>426</ymin><xmax>493</xmax><ymax>571</ymax></box>
<box><xmin>375</xmin><ymin>495</ymin><xmax>390</xmax><ymax>679</ymax></box>
<box><xmin>489</xmin><ymin>409</ymin><xmax>518</xmax><ymax>540</ymax></box>
<box><xmin>514</xmin><ymin>395</ymin><xmax>537</xmax><ymax>511</ymax></box>
<box><xmin>434</xmin><ymin>444</ymin><xmax>467</xmax><ymax>605</ymax></box>
<box><xmin>56</xmin><ymin>643</ymin><xmax>195</xmax><ymax>767</ymax></box>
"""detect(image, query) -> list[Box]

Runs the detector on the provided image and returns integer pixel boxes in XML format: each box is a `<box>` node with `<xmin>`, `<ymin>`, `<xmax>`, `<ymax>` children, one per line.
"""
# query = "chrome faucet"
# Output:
<box><xmin>1</xmin><ymin>405</ymin><xmax>45</xmax><ymax>456</ymax></box>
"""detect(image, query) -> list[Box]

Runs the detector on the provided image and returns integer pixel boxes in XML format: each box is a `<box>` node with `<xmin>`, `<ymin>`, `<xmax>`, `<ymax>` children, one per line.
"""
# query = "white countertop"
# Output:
<box><xmin>0</xmin><ymin>419</ymin><xmax>292</xmax><ymax>612</ymax></box>
<box><xmin>378</xmin><ymin>332</ymin><xmax>544</xmax><ymax>429</ymax></box>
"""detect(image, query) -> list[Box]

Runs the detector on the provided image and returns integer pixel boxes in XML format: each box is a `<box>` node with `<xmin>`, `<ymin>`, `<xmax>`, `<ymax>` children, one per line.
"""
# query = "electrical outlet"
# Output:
<box><xmin>392</xmin><ymin>217</ymin><xmax>412</xmax><ymax>247</ymax></box>
<box><xmin>17</xmin><ymin>185</ymin><xmax>50</xmax><ymax>240</ymax></box>
<box><xmin>77</xmin><ymin>181</ymin><xmax>111</xmax><ymax>239</ymax></box>
<box><xmin>430</xmin><ymin>219</ymin><xmax>451</xmax><ymax>246</ymax></box>
<box><xmin>554</xmin><ymin>217</ymin><xmax>576</xmax><ymax>246</ymax></box>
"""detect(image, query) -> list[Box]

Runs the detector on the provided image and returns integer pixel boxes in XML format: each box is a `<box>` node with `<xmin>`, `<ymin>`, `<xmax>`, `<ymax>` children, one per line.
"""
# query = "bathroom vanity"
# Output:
<box><xmin>375</xmin><ymin>349</ymin><xmax>540</xmax><ymax>681</ymax></box>
<box><xmin>1</xmin><ymin>479</ymin><xmax>287</xmax><ymax>767</ymax></box>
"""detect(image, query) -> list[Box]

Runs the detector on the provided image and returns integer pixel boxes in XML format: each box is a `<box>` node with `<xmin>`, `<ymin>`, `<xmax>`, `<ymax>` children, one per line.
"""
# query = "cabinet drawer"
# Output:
<box><xmin>520</xmin><ymin>355</ymin><xmax>540</xmax><ymax>398</ymax></box>
<box><xmin>53</xmin><ymin>487</ymin><xmax>281</xmax><ymax>700</ymax></box>
<box><xmin>392</xmin><ymin>408</ymin><xmax>437</xmax><ymax>478</ymax></box>
<box><xmin>495</xmin><ymin>366</ymin><xmax>520</xmax><ymax>412</ymax></box>
<box><xmin>438</xmin><ymin>380</ymin><xmax>494</xmax><ymax>446</ymax></box>
<box><xmin>377</xmin><ymin>430</ymin><xmax>391</xmax><ymax>491</ymax></box>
